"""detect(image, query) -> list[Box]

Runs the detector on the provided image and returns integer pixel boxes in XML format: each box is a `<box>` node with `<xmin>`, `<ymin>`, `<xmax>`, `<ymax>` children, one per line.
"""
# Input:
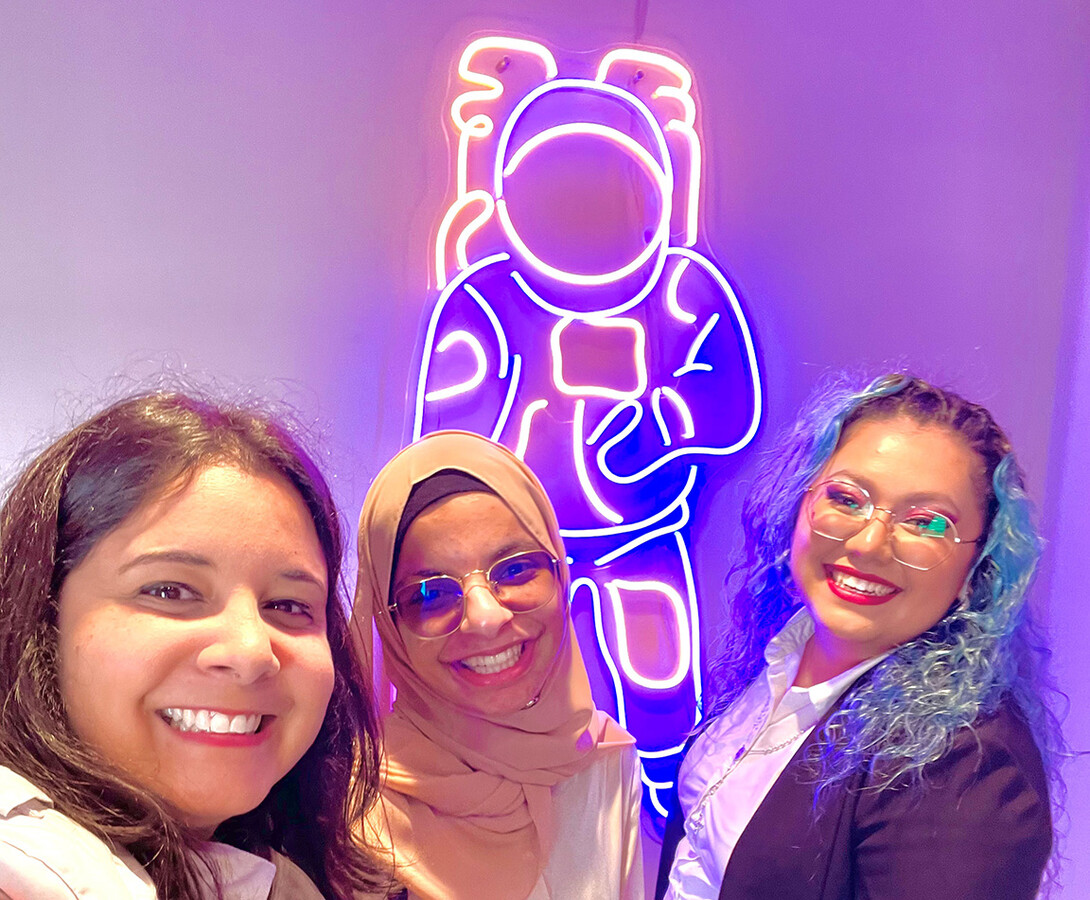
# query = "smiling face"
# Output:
<box><xmin>789</xmin><ymin>415</ymin><xmax>987</xmax><ymax>682</ymax></box>
<box><xmin>391</xmin><ymin>491</ymin><xmax>566</xmax><ymax>719</ymax></box>
<box><xmin>56</xmin><ymin>464</ymin><xmax>335</xmax><ymax>837</ymax></box>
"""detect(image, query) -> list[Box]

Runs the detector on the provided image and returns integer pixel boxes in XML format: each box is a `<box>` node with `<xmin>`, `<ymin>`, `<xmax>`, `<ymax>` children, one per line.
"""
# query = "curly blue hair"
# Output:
<box><xmin>705</xmin><ymin>373</ymin><xmax>1063</xmax><ymax>863</ymax></box>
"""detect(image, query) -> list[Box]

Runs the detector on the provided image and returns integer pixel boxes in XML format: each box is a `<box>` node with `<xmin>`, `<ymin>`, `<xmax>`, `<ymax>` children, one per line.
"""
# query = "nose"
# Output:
<box><xmin>196</xmin><ymin>593</ymin><xmax>281</xmax><ymax>683</ymax></box>
<box><xmin>843</xmin><ymin>510</ymin><xmax>895</xmax><ymax>561</ymax></box>
<box><xmin>459</xmin><ymin>577</ymin><xmax>514</xmax><ymax>638</ymax></box>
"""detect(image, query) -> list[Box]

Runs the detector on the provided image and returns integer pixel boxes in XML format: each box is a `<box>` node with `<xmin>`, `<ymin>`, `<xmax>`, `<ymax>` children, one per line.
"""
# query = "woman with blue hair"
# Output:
<box><xmin>657</xmin><ymin>374</ymin><xmax>1060</xmax><ymax>899</ymax></box>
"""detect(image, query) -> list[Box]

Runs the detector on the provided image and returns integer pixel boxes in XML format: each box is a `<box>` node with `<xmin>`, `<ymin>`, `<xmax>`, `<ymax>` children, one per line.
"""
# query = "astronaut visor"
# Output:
<box><xmin>500</xmin><ymin>131</ymin><xmax>666</xmax><ymax>278</ymax></box>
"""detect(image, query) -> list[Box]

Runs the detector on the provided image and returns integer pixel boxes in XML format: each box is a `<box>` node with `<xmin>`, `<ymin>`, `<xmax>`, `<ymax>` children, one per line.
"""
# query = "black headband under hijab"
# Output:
<box><xmin>390</xmin><ymin>470</ymin><xmax>495</xmax><ymax>585</ymax></box>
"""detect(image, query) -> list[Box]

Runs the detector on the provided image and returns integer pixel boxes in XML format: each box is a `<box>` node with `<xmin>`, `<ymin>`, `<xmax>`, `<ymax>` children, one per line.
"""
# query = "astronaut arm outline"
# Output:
<box><xmin>513</xmin><ymin>398</ymin><xmax>548</xmax><ymax>460</ymax></box>
<box><xmin>672</xmin><ymin>312</ymin><xmax>718</xmax><ymax>377</ymax></box>
<box><xmin>593</xmin><ymin>247</ymin><xmax>763</xmax><ymax>484</ymax></box>
<box><xmin>651</xmin><ymin>386</ymin><xmax>696</xmax><ymax>446</ymax></box>
<box><xmin>423</xmin><ymin>330</ymin><xmax>488</xmax><ymax>401</ymax></box>
<box><xmin>412</xmin><ymin>253</ymin><xmax>521</xmax><ymax>442</ymax></box>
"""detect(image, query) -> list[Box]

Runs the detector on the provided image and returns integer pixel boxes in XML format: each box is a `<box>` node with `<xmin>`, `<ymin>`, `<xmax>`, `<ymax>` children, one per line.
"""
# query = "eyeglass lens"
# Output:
<box><xmin>393</xmin><ymin>550</ymin><xmax>558</xmax><ymax>638</ymax></box>
<box><xmin>808</xmin><ymin>480</ymin><xmax>958</xmax><ymax>570</ymax></box>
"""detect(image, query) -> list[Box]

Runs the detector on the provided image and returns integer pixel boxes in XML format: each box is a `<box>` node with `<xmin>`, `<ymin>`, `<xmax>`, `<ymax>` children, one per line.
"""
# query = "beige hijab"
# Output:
<box><xmin>351</xmin><ymin>431</ymin><xmax>632</xmax><ymax>900</ymax></box>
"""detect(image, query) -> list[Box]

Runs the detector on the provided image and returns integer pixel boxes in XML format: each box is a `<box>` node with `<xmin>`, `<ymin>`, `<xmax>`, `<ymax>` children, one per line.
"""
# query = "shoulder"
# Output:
<box><xmin>0</xmin><ymin>766</ymin><xmax>156</xmax><ymax>899</ymax></box>
<box><xmin>550</xmin><ymin>740</ymin><xmax>644</xmax><ymax>836</ymax></box>
<box><xmin>922</xmin><ymin>700</ymin><xmax>1049</xmax><ymax>800</ymax></box>
<box><xmin>856</xmin><ymin>700</ymin><xmax>1051</xmax><ymax>884</ymax></box>
<box><xmin>866</xmin><ymin>698</ymin><xmax>1050</xmax><ymax>805</ymax></box>
<box><xmin>267</xmin><ymin>850</ymin><xmax>325</xmax><ymax>900</ymax></box>
<box><xmin>844</xmin><ymin>701</ymin><xmax>1053</xmax><ymax>898</ymax></box>
<box><xmin>556</xmin><ymin>740</ymin><xmax>641</xmax><ymax>798</ymax></box>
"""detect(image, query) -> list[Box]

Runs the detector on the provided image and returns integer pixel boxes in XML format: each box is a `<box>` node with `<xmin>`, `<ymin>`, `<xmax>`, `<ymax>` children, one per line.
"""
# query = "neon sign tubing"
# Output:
<box><xmin>498</xmin><ymin>123</ymin><xmax>670</xmax><ymax>285</ymax></box>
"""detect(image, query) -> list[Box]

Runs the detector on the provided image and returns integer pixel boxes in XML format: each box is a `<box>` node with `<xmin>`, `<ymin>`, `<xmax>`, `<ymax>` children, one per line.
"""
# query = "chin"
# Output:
<box><xmin>172</xmin><ymin>788</ymin><xmax>272</xmax><ymax>833</ymax></box>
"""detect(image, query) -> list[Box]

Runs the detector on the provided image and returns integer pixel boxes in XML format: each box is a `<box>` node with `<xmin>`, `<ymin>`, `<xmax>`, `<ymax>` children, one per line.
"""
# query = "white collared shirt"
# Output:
<box><xmin>664</xmin><ymin>609</ymin><xmax>889</xmax><ymax>900</ymax></box>
<box><xmin>0</xmin><ymin>765</ymin><xmax>275</xmax><ymax>899</ymax></box>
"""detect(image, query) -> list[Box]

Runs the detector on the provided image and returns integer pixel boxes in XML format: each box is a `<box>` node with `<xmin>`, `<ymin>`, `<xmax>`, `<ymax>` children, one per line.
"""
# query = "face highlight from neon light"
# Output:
<box><xmin>413</xmin><ymin>36</ymin><xmax>764</xmax><ymax>819</ymax></box>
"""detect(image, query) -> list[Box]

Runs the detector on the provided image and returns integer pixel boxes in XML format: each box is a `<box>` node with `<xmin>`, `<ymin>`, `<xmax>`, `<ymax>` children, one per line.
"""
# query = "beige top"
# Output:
<box><xmin>351</xmin><ymin>431</ymin><xmax>635</xmax><ymax>900</ymax></box>
<box><xmin>0</xmin><ymin>764</ymin><xmax>293</xmax><ymax>900</ymax></box>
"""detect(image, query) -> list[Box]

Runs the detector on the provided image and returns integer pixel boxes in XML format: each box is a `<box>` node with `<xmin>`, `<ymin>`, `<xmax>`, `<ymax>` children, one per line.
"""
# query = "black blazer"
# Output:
<box><xmin>656</xmin><ymin>700</ymin><xmax>1051</xmax><ymax>900</ymax></box>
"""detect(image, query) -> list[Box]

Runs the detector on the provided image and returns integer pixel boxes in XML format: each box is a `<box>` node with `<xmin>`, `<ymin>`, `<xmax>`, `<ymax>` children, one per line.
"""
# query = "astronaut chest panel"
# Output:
<box><xmin>552</xmin><ymin>316</ymin><xmax>647</xmax><ymax>401</ymax></box>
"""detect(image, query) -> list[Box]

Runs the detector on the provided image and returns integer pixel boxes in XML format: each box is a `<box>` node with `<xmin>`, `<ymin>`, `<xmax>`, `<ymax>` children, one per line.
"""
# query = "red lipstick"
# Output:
<box><xmin>824</xmin><ymin>565</ymin><xmax>901</xmax><ymax>606</ymax></box>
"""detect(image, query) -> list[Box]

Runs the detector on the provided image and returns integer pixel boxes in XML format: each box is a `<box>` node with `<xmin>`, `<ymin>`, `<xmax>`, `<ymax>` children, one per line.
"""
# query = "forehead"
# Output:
<box><xmin>824</xmin><ymin>416</ymin><xmax>985</xmax><ymax>506</ymax></box>
<box><xmin>396</xmin><ymin>492</ymin><xmax>539</xmax><ymax>571</ymax></box>
<box><xmin>119</xmin><ymin>465</ymin><xmax>321</xmax><ymax>554</ymax></box>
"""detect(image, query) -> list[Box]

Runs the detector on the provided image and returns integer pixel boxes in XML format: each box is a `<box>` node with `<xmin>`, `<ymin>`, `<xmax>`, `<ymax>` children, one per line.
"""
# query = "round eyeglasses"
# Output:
<box><xmin>389</xmin><ymin>549</ymin><xmax>560</xmax><ymax>639</ymax></box>
<box><xmin>805</xmin><ymin>479</ymin><xmax>983</xmax><ymax>571</ymax></box>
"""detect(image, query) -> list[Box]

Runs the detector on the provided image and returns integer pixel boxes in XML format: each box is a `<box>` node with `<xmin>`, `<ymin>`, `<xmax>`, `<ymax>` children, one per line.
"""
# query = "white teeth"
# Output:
<box><xmin>161</xmin><ymin>708</ymin><xmax>262</xmax><ymax>735</ymax></box>
<box><xmin>832</xmin><ymin>570</ymin><xmax>896</xmax><ymax>596</ymax></box>
<box><xmin>460</xmin><ymin>644</ymin><xmax>523</xmax><ymax>675</ymax></box>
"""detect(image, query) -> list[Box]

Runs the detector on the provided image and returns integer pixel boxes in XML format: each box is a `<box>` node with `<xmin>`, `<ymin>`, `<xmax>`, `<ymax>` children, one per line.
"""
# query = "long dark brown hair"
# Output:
<box><xmin>0</xmin><ymin>392</ymin><xmax>389</xmax><ymax>898</ymax></box>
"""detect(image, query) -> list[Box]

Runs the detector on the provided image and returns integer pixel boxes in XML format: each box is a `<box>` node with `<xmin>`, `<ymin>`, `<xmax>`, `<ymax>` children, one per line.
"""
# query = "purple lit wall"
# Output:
<box><xmin>1</xmin><ymin>2</ymin><xmax>1087</xmax><ymax>893</ymax></box>
<box><xmin>1047</xmin><ymin>225</ymin><xmax>1090</xmax><ymax>893</ymax></box>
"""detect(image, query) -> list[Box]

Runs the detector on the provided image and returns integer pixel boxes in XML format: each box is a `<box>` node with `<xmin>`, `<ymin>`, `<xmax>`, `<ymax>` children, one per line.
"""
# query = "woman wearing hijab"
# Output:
<box><xmin>351</xmin><ymin>430</ymin><xmax>644</xmax><ymax>900</ymax></box>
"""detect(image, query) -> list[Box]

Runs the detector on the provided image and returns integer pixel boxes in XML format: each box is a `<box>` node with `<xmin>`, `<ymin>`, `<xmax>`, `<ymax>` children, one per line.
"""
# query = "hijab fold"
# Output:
<box><xmin>352</xmin><ymin>431</ymin><xmax>632</xmax><ymax>900</ymax></box>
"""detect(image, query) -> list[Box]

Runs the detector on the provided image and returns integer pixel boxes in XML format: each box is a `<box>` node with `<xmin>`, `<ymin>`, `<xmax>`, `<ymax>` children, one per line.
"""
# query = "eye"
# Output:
<box><xmin>491</xmin><ymin>553</ymin><xmax>548</xmax><ymax>586</ymax></box>
<box><xmin>822</xmin><ymin>483</ymin><xmax>867</xmax><ymax>513</ymax></box>
<box><xmin>139</xmin><ymin>582</ymin><xmax>202</xmax><ymax>603</ymax></box>
<box><xmin>902</xmin><ymin>510</ymin><xmax>952</xmax><ymax>538</ymax></box>
<box><xmin>408</xmin><ymin>578</ymin><xmax>462</xmax><ymax>612</ymax></box>
<box><xmin>264</xmin><ymin>598</ymin><xmax>318</xmax><ymax>625</ymax></box>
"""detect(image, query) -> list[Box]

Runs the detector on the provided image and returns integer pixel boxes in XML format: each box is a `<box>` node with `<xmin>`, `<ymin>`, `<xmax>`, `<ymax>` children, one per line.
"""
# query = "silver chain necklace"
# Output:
<box><xmin>749</xmin><ymin>724</ymin><xmax>811</xmax><ymax>756</ymax></box>
<box><xmin>684</xmin><ymin>695</ymin><xmax>812</xmax><ymax>834</ymax></box>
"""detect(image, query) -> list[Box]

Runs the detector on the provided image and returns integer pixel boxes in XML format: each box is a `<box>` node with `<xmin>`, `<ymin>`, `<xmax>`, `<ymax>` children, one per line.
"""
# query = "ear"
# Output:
<box><xmin>596</xmin><ymin>49</ymin><xmax>701</xmax><ymax>246</ymax></box>
<box><xmin>448</xmin><ymin>37</ymin><xmax>559</xmax><ymax>198</ymax></box>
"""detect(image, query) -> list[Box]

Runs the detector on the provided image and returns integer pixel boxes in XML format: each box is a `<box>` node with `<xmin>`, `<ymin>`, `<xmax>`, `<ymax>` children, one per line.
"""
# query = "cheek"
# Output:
<box><xmin>922</xmin><ymin>552</ymin><xmax>977</xmax><ymax>611</ymax></box>
<box><xmin>57</xmin><ymin>614</ymin><xmax>146</xmax><ymax>752</ymax></box>
<box><xmin>787</xmin><ymin>515</ymin><xmax>812</xmax><ymax>584</ymax></box>
<box><xmin>299</xmin><ymin>640</ymin><xmax>336</xmax><ymax>723</ymax></box>
<box><xmin>399</xmin><ymin>632</ymin><xmax>445</xmax><ymax>684</ymax></box>
<box><xmin>540</xmin><ymin>600</ymin><xmax>567</xmax><ymax>649</ymax></box>
<box><xmin>55</xmin><ymin>599</ymin><xmax>85</xmax><ymax>706</ymax></box>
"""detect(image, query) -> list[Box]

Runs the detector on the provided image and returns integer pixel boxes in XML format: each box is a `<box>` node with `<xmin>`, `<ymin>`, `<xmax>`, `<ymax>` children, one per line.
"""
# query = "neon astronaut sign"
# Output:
<box><xmin>409</xmin><ymin>36</ymin><xmax>763</xmax><ymax>816</ymax></box>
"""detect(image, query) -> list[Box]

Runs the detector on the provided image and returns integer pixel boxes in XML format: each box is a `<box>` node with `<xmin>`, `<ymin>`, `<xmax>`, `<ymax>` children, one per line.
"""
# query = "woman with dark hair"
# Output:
<box><xmin>351</xmin><ymin>430</ymin><xmax>643</xmax><ymax>900</ymax></box>
<box><xmin>657</xmin><ymin>374</ymin><xmax>1061</xmax><ymax>899</ymax></box>
<box><xmin>0</xmin><ymin>393</ymin><xmax>390</xmax><ymax>899</ymax></box>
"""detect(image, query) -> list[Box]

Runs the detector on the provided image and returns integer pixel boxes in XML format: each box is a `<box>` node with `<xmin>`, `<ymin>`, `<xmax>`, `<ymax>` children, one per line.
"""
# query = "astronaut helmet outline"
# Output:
<box><xmin>492</xmin><ymin>78</ymin><xmax>674</xmax><ymax>298</ymax></box>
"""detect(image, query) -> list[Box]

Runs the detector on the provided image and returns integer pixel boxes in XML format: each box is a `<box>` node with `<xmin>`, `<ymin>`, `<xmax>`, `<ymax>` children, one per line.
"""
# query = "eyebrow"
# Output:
<box><xmin>401</xmin><ymin>541</ymin><xmax>542</xmax><ymax>580</ymax></box>
<box><xmin>825</xmin><ymin>472</ymin><xmax>963</xmax><ymax>517</ymax></box>
<box><xmin>118</xmin><ymin>550</ymin><xmax>214</xmax><ymax>574</ymax></box>
<box><xmin>118</xmin><ymin>552</ymin><xmax>326</xmax><ymax>590</ymax></box>
<box><xmin>279</xmin><ymin>569</ymin><xmax>327</xmax><ymax>590</ymax></box>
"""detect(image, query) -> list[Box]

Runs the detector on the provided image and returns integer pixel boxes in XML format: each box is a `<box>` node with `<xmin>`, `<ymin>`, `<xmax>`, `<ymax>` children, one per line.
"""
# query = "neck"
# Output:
<box><xmin>794</xmin><ymin>634</ymin><xmax>871</xmax><ymax>688</ymax></box>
